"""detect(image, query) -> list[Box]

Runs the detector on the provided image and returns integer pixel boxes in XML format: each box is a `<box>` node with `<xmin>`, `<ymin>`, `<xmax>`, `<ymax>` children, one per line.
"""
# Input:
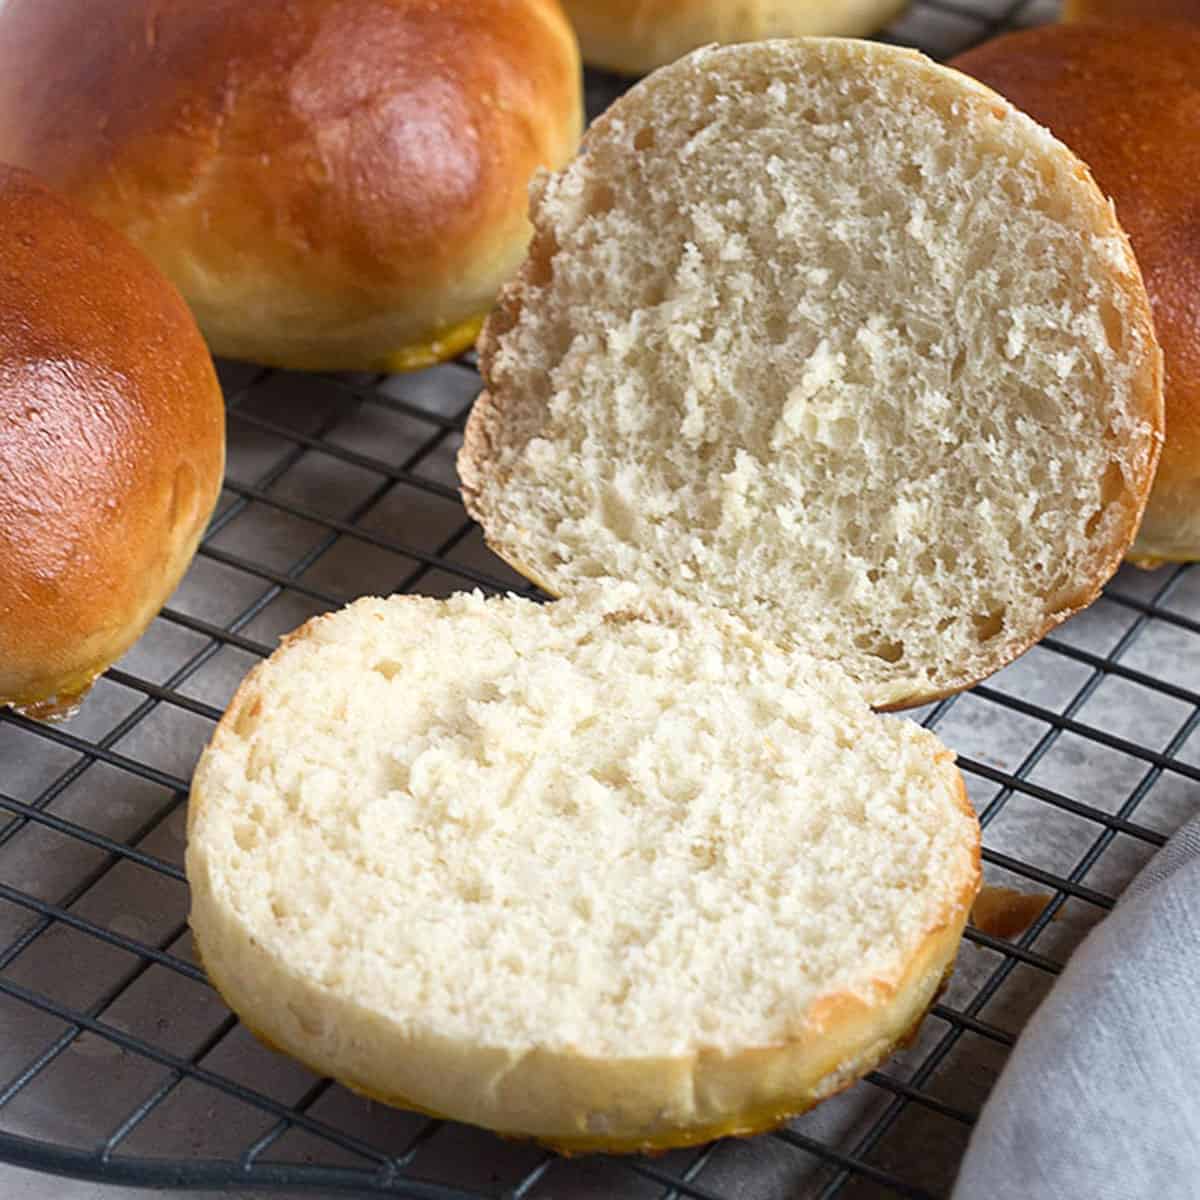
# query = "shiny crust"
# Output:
<box><xmin>950</xmin><ymin>25</ymin><xmax>1200</xmax><ymax>564</ymax></box>
<box><xmin>0</xmin><ymin>166</ymin><xmax>225</xmax><ymax>716</ymax></box>
<box><xmin>0</xmin><ymin>0</ymin><xmax>583</xmax><ymax>371</ymax></box>
<box><xmin>458</xmin><ymin>40</ymin><xmax>1163</xmax><ymax>710</ymax></box>
<box><xmin>561</xmin><ymin>0</ymin><xmax>909</xmax><ymax>73</ymax></box>
<box><xmin>188</xmin><ymin>642</ymin><xmax>979</xmax><ymax>1151</ymax></box>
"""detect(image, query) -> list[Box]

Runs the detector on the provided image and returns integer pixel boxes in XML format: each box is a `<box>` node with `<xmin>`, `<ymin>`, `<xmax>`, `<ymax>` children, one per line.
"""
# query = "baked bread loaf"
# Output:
<box><xmin>187</xmin><ymin>586</ymin><xmax>980</xmax><ymax>1152</ymax></box>
<box><xmin>561</xmin><ymin>0</ymin><xmax>908</xmax><ymax>73</ymax></box>
<box><xmin>459</xmin><ymin>38</ymin><xmax>1164</xmax><ymax>710</ymax></box>
<box><xmin>0</xmin><ymin>166</ymin><xmax>224</xmax><ymax>720</ymax></box>
<box><xmin>1062</xmin><ymin>0</ymin><xmax>1200</xmax><ymax>24</ymax></box>
<box><xmin>0</xmin><ymin>0</ymin><xmax>583</xmax><ymax>372</ymax></box>
<box><xmin>950</xmin><ymin>25</ymin><xmax>1200</xmax><ymax>565</ymax></box>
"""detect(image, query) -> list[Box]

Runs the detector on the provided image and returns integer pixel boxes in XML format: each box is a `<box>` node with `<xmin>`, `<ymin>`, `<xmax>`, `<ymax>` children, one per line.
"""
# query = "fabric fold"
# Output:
<box><xmin>953</xmin><ymin>814</ymin><xmax>1200</xmax><ymax>1199</ymax></box>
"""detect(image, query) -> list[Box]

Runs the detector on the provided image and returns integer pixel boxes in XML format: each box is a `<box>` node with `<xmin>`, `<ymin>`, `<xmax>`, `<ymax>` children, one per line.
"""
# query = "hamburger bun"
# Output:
<box><xmin>951</xmin><ymin>24</ymin><xmax>1200</xmax><ymax>564</ymax></box>
<box><xmin>1061</xmin><ymin>0</ymin><xmax>1200</xmax><ymax>25</ymax></box>
<box><xmin>459</xmin><ymin>39</ymin><xmax>1164</xmax><ymax>709</ymax></box>
<box><xmin>0</xmin><ymin>0</ymin><xmax>583</xmax><ymax>372</ymax></box>
<box><xmin>561</xmin><ymin>0</ymin><xmax>908</xmax><ymax>74</ymax></box>
<box><xmin>187</xmin><ymin>586</ymin><xmax>980</xmax><ymax>1152</ymax></box>
<box><xmin>0</xmin><ymin>165</ymin><xmax>224</xmax><ymax>719</ymax></box>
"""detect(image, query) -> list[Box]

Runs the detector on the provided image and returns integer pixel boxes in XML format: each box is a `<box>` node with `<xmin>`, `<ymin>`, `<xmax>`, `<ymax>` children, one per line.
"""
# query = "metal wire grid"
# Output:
<box><xmin>1</xmin><ymin>1</ymin><xmax>1195</xmax><ymax>1196</ymax></box>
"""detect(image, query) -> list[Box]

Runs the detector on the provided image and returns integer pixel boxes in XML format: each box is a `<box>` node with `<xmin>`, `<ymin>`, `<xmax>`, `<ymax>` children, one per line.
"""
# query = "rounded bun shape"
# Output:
<box><xmin>187</xmin><ymin>587</ymin><xmax>980</xmax><ymax>1151</ymax></box>
<box><xmin>460</xmin><ymin>39</ymin><xmax>1163</xmax><ymax>709</ymax></box>
<box><xmin>561</xmin><ymin>0</ymin><xmax>908</xmax><ymax>73</ymax></box>
<box><xmin>0</xmin><ymin>165</ymin><xmax>224</xmax><ymax>719</ymax></box>
<box><xmin>951</xmin><ymin>24</ymin><xmax>1200</xmax><ymax>564</ymax></box>
<box><xmin>0</xmin><ymin>0</ymin><xmax>583</xmax><ymax>372</ymax></box>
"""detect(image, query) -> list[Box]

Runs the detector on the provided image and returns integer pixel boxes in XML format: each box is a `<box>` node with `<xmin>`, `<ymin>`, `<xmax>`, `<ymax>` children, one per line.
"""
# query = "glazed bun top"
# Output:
<box><xmin>0</xmin><ymin>0</ymin><xmax>584</xmax><ymax>371</ymax></box>
<box><xmin>0</xmin><ymin>164</ymin><xmax>224</xmax><ymax>716</ymax></box>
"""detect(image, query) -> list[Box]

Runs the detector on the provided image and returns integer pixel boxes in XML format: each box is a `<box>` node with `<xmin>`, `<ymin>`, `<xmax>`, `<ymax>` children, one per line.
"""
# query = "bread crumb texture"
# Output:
<box><xmin>188</xmin><ymin>588</ymin><xmax>977</xmax><ymax>1133</ymax></box>
<box><xmin>463</xmin><ymin>39</ymin><xmax>1162</xmax><ymax>708</ymax></box>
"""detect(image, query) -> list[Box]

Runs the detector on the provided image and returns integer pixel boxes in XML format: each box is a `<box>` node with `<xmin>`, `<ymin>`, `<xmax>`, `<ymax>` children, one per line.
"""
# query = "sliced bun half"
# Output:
<box><xmin>459</xmin><ymin>38</ymin><xmax>1163</xmax><ymax>709</ymax></box>
<box><xmin>187</xmin><ymin>587</ymin><xmax>980</xmax><ymax>1152</ymax></box>
<box><xmin>951</xmin><ymin>23</ymin><xmax>1200</xmax><ymax>566</ymax></box>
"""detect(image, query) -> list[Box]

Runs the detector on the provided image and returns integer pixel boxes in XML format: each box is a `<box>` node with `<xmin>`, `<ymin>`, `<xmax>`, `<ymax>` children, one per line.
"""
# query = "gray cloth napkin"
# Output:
<box><xmin>953</xmin><ymin>814</ymin><xmax>1200</xmax><ymax>1199</ymax></box>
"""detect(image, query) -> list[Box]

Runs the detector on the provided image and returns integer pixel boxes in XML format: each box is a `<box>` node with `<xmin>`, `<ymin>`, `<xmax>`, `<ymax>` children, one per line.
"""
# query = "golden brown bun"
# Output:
<box><xmin>0</xmin><ymin>165</ymin><xmax>225</xmax><ymax>719</ymax></box>
<box><xmin>1062</xmin><ymin>0</ymin><xmax>1200</xmax><ymax>24</ymax></box>
<box><xmin>0</xmin><ymin>0</ymin><xmax>583</xmax><ymax>372</ymax></box>
<box><xmin>951</xmin><ymin>25</ymin><xmax>1200</xmax><ymax>564</ymax></box>
<box><xmin>562</xmin><ymin>0</ymin><xmax>908</xmax><ymax>73</ymax></box>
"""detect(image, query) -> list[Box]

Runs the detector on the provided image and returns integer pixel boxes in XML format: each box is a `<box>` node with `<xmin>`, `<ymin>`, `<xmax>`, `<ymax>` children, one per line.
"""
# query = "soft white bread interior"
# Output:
<box><xmin>561</xmin><ymin>0</ymin><xmax>909</xmax><ymax>74</ymax></box>
<box><xmin>950</xmin><ymin>24</ymin><xmax>1200</xmax><ymax>566</ymax></box>
<box><xmin>460</xmin><ymin>38</ymin><xmax>1163</xmax><ymax>710</ymax></box>
<box><xmin>187</xmin><ymin>587</ymin><xmax>980</xmax><ymax>1153</ymax></box>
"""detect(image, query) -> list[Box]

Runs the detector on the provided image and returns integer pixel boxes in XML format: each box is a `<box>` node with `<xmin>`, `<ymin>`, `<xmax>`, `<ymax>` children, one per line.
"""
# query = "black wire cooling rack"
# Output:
<box><xmin>3</xmin><ymin>2</ymin><xmax>1198</xmax><ymax>1197</ymax></box>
